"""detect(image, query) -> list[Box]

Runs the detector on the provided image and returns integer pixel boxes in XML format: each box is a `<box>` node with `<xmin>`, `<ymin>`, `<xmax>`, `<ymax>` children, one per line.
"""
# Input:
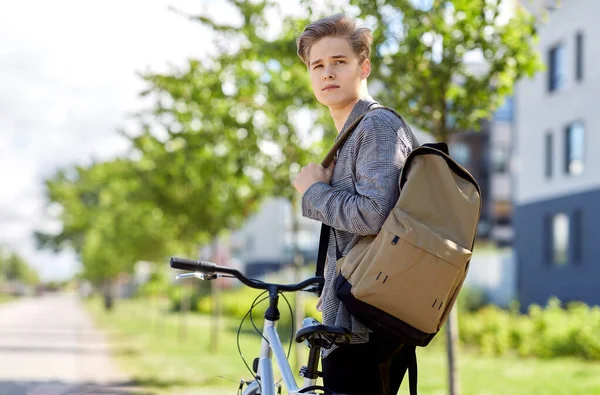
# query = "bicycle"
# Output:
<box><xmin>170</xmin><ymin>257</ymin><xmax>352</xmax><ymax>395</ymax></box>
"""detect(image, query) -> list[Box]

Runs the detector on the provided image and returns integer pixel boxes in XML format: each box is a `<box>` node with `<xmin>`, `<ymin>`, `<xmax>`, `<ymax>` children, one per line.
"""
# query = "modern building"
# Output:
<box><xmin>229</xmin><ymin>197</ymin><xmax>321</xmax><ymax>277</ymax></box>
<box><xmin>513</xmin><ymin>0</ymin><xmax>599</xmax><ymax>308</ymax></box>
<box><xmin>446</xmin><ymin>94</ymin><xmax>516</xmax><ymax>246</ymax></box>
<box><xmin>488</xmin><ymin>97</ymin><xmax>515</xmax><ymax>245</ymax></box>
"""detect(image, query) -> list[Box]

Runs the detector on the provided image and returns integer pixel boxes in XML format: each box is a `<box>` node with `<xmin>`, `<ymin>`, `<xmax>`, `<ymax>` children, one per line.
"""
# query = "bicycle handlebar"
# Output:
<box><xmin>170</xmin><ymin>256</ymin><xmax>324</xmax><ymax>292</ymax></box>
<box><xmin>170</xmin><ymin>257</ymin><xmax>216</xmax><ymax>272</ymax></box>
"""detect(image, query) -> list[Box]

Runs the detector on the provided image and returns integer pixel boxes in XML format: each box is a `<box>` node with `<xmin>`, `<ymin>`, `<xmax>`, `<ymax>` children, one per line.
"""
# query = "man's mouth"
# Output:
<box><xmin>323</xmin><ymin>85</ymin><xmax>340</xmax><ymax>91</ymax></box>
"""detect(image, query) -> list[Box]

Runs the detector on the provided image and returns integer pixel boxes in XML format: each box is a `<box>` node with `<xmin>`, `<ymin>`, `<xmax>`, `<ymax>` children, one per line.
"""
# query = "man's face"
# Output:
<box><xmin>308</xmin><ymin>36</ymin><xmax>370</xmax><ymax>109</ymax></box>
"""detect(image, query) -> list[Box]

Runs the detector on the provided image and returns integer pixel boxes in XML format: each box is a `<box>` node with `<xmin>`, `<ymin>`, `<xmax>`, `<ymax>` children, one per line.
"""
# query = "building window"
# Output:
<box><xmin>493</xmin><ymin>96</ymin><xmax>514</xmax><ymax>122</ymax></box>
<box><xmin>545</xmin><ymin>132</ymin><xmax>553</xmax><ymax>178</ymax></box>
<box><xmin>548</xmin><ymin>43</ymin><xmax>565</xmax><ymax>92</ymax></box>
<box><xmin>450</xmin><ymin>142</ymin><xmax>470</xmax><ymax>167</ymax></box>
<box><xmin>245</xmin><ymin>235</ymin><xmax>255</xmax><ymax>252</ymax></box>
<box><xmin>552</xmin><ymin>213</ymin><xmax>569</xmax><ymax>266</ymax></box>
<box><xmin>576</xmin><ymin>32</ymin><xmax>584</xmax><ymax>81</ymax></box>
<box><xmin>565</xmin><ymin>121</ymin><xmax>585</xmax><ymax>175</ymax></box>
<box><xmin>492</xmin><ymin>144</ymin><xmax>509</xmax><ymax>174</ymax></box>
<box><xmin>544</xmin><ymin>215</ymin><xmax>552</xmax><ymax>263</ymax></box>
<box><xmin>573</xmin><ymin>209</ymin><xmax>583</xmax><ymax>264</ymax></box>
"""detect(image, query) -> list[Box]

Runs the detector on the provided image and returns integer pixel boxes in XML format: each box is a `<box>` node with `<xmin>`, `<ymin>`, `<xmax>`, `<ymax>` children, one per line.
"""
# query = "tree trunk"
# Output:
<box><xmin>210</xmin><ymin>237</ymin><xmax>221</xmax><ymax>353</ymax></box>
<box><xmin>102</xmin><ymin>280</ymin><xmax>114</xmax><ymax>311</ymax></box>
<box><xmin>210</xmin><ymin>273</ymin><xmax>221</xmax><ymax>353</ymax></box>
<box><xmin>446</xmin><ymin>307</ymin><xmax>460</xmax><ymax>395</ymax></box>
<box><xmin>438</xmin><ymin>130</ymin><xmax>460</xmax><ymax>395</ymax></box>
<box><xmin>152</xmin><ymin>279</ymin><xmax>159</xmax><ymax>333</ymax></box>
<box><xmin>290</xmin><ymin>196</ymin><xmax>304</xmax><ymax>372</ymax></box>
<box><xmin>179</xmin><ymin>285</ymin><xmax>190</xmax><ymax>341</ymax></box>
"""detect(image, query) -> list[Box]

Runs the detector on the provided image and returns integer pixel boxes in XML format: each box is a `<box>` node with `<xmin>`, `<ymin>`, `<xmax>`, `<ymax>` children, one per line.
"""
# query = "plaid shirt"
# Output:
<box><xmin>301</xmin><ymin>96</ymin><xmax>418</xmax><ymax>357</ymax></box>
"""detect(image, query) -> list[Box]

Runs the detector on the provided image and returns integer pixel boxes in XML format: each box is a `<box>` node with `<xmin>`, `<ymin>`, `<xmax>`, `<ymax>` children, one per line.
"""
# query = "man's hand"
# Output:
<box><xmin>293</xmin><ymin>161</ymin><xmax>336</xmax><ymax>195</ymax></box>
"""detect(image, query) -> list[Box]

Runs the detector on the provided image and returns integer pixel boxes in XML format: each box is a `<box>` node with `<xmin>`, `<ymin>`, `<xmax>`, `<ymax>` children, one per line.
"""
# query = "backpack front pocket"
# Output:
<box><xmin>350</xmin><ymin>208</ymin><xmax>472</xmax><ymax>333</ymax></box>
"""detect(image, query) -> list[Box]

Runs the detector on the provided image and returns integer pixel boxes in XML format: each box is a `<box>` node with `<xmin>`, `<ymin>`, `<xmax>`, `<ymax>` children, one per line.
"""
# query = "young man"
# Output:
<box><xmin>293</xmin><ymin>14</ymin><xmax>419</xmax><ymax>395</ymax></box>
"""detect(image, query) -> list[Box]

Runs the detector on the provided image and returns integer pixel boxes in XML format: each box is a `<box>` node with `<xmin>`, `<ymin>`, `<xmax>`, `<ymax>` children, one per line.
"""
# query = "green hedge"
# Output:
<box><xmin>194</xmin><ymin>285</ymin><xmax>321</xmax><ymax>329</ymax></box>
<box><xmin>459</xmin><ymin>298</ymin><xmax>600</xmax><ymax>360</ymax></box>
<box><xmin>183</xmin><ymin>285</ymin><xmax>600</xmax><ymax>361</ymax></box>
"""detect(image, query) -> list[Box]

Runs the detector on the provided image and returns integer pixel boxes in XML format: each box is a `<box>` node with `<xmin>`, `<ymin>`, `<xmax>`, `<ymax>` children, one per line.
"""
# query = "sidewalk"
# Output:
<box><xmin>0</xmin><ymin>294</ymin><xmax>145</xmax><ymax>395</ymax></box>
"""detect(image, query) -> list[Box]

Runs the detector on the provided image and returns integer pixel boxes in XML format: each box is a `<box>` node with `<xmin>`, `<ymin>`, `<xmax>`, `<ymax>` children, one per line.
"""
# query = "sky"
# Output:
<box><xmin>0</xmin><ymin>0</ymin><xmax>227</xmax><ymax>281</ymax></box>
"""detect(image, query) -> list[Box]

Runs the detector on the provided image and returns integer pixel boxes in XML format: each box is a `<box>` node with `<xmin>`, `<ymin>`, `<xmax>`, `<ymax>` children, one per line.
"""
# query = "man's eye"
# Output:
<box><xmin>335</xmin><ymin>61</ymin><xmax>345</xmax><ymax>64</ymax></box>
<box><xmin>313</xmin><ymin>65</ymin><xmax>322</xmax><ymax>69</ymax></box>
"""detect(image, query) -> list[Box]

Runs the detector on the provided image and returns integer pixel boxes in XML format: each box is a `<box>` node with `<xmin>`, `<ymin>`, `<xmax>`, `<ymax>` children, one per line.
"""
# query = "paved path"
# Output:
<box><xmin>0</xmin><ymin>294</ymin><xmax>147</xmax><ymax>395</ymax></box>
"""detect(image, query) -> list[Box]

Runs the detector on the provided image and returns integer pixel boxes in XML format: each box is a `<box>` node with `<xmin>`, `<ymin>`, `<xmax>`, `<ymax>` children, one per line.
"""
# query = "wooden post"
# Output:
<box><xmin>446</xmin><ymin>307</ymin><xmax>460</xmax><ymax>395</ymax></box>
<box><xmin>290</xmin><ymin>196</ymin><xmax>304</xmax><ymax>372</ymax></box>
<box><xmin>179</xmin><ymin>283</ymin><xmax>190</xmax><ymax>341</ymax></box>
<box><xmin>210</xmin><ymin>238</ymin><xmax>221</xmax><ymax>353</ymax></box>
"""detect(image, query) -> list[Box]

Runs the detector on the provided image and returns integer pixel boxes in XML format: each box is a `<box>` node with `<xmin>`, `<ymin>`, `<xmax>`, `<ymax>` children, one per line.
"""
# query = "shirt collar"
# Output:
<box><xmin>336</xmin><ymin>96</ymin><xmax>379</xmax><ymax>141</ymax></box>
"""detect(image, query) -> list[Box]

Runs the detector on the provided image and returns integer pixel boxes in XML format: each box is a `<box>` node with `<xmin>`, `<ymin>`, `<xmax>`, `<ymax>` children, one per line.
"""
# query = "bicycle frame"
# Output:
<box><xmin>246</xmin><ymin>318</ymin><xmax>317</xmax><ymax>395</ymax></box>
<box><xmin>169</xmin><ymin>257</ymin><xmax>324</xmax><ymax>395</ymax></box>
<box><xmin>241</xmin><ymin>285</ymin><xmax>318</xmax><ymax>395</ymax></box>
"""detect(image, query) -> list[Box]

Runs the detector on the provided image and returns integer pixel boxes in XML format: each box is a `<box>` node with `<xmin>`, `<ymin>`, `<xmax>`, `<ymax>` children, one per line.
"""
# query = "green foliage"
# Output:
<box><xmin>132</xmin><ymin>1</ymin><xmax>332</xmax><ymax>233</ymax></box>
<box><xmin>187</xmin><ymin>286</ymin><xmax>600</xmax><ymax>361</ymax></box>
<box><xmin>136</xmin><ymin>268</ymin><xmax>173</xmax><ymax>298</ymax></box>
<box><xmin>44</xmin><ymin>280</ymin><xmax>70</xmax><ymax>292</ymax></box>
<box><xmin>0</xmin><ymin>248</ymin><xmax>40</xmax><ymax>285</ymax></box>
<box><xmin>459</xmin><ymin>297</ymin><xmax>600</xmax><ymax>360</ymax></box>
<box><xmin>457</xmin><ymin>285</ymin><xmax>491</xmax><ymax>312</ymax></box>
<box><xmin>36</xmin><ymin>159</ymin><xmax>176</xmax><ymax>285</ymax></box>
<box><xmin>169</xmin><ymin>284</ymin><xmax>211</xmax><ymax>313</ymax></box>
<box><xmin>352</xmin><ymin>0</ymin><xmax>543</xmax><ymax>142</ymax></box>
<box><xmin>193</xmin><ymin>285</ymin><xmax>321</xmax><ymax>329</ymax></box>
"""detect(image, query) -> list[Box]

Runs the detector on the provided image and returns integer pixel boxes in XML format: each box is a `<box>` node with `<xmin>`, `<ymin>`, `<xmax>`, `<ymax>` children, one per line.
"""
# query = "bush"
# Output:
<box><xmin>168</xmin><ymin>282</ymin><xmax>211</xmax><ymax>313</ymax></box>
<box><xmin>459</xmin><ymin>297</ymin><xmax>600</xmax><ymax>360</ymax></box>
<box><xmin>176</xmin><ymin>281</ymin><xmax>600</xmax><ymax>362</ymax></box>
<box><xmin>456</xmin><ymin>286</ymin><xmax>491</xmax><ymax>313</ymax></box>
<box><xmin>196</xmin><ymin>286</ymin><xmax>264</xmax><ymax>318</ymax></box>
<box><xmin>195</xmin><ymin>286</ymin><xmax>322</xmax><ymax>330</ymax></box>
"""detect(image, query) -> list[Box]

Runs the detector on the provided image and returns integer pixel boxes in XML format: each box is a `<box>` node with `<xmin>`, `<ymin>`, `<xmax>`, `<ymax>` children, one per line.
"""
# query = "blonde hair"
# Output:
<box><xmin>296</xmin><ymin>14</ymin><xmax>373</xmax><ymax>67</ymax></box>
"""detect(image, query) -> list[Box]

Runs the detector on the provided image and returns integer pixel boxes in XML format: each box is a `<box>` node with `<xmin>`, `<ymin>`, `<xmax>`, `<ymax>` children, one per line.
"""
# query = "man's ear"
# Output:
<box><xmin>360</xmin><ymin>58</ymin><xmax>371</xmax><ymax>79</ymax></box>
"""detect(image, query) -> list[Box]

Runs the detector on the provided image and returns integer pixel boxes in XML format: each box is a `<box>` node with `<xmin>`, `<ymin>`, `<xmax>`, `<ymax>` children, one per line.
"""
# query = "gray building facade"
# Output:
<box><xmin>514</xmin><ymin>0</ymin><xmax>600</xmax><ymax>308</ymax></box>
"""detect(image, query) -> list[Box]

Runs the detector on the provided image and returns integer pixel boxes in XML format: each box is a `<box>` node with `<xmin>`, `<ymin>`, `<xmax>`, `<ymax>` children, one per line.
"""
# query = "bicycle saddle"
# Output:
<box><xmin>295</xmin><ymin>318</ymin><xmax>352</xmax><ymax>348</ymax></box>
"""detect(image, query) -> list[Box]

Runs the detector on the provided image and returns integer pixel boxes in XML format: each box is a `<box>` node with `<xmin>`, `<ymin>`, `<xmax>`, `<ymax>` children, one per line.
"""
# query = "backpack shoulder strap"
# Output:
<box><xmin>316</xmin><ymin>106</ymin><xmax>413</xmax><ymax>282</ymax></box>
<box><xmin>316</xmin><ymin>106</ymin><xmax>390</xmax><ymax>282</ymax></box>
<box><xmin>407</xmin><ymin>346</ymin><xmax>418</xmax><ymax>395</ymax></box>
<box><xmin>320</xmin><ymin>106</ymin><xmax>395</xmax><ymax>167</ymax></box>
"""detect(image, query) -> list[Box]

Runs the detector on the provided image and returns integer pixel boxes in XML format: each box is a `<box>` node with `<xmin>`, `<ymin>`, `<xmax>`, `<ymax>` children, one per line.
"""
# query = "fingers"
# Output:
<box><xmin>325</xmin><ymin>160</ymin><xmax>336</xmax><ymax>177</ymax></box>
<box><xmin>294</xmin><ymin>162</ymin><xmax>335</xmax><ymax>192</ymax></box>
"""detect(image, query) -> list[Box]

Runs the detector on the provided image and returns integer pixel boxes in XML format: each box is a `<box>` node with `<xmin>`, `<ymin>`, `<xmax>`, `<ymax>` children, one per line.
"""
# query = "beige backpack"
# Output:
<box><xmin>316</xmin><ymin>106</ymin><xmax>482</xmax><ymax>346</ymax></box>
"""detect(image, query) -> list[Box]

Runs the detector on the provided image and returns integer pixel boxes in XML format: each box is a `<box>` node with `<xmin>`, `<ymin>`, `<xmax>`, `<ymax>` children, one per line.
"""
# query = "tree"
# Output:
<box><xmin>36</xmin><ymin>159</ymin><xmax>176</xmax><ymax>309</ymax></box>
<box><xmin>349</xmin><ymin>1</ymin><xmax>542</xmax><ymax>393</ymax></box>
<box><xmin>353</xmin><ymin>0</ymin><xmax>541</xmax><ymax>141</ymax></box>
<box><xmin>152</xmin><ymin>0</ymin><xmax>335</xmax><ymax>362</ymax></box>
<box><xmin>0</xmin><ymin>249</ymin><xmax>40</xmax><ymax>286</ymax></box>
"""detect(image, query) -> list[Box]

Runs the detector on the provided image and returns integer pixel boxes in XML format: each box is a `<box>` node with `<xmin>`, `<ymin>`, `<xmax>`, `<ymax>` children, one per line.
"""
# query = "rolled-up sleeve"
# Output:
<box><xmin>301</xmin><ymin>115</ymin><xmax>408</xmax><ymax>236</ymax></box>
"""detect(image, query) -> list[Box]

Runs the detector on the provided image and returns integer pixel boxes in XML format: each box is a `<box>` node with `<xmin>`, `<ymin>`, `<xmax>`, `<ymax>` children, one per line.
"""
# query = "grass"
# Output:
<box><xmin>0</xmin><ymin>294</ymin><xmax>17</xmax><ymax>304</ymax></box>
<box><xmin>86</xmin><ymin>296</ymin><xmax>600</xmax><ymax>395</ymax></box>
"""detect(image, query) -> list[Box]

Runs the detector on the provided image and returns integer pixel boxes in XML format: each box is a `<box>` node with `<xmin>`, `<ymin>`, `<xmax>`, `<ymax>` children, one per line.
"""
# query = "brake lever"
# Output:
<box><xmin>175</xmin><ymin>272</ymin><xmax>234</xmax><ymax>281</ymax></box>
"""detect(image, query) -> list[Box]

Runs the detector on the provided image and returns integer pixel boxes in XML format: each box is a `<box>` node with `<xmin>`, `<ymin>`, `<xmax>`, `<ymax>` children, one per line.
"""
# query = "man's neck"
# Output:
<box><xmin>330</xmin><ymin>98</ymin><xmax>360</xmax><ymax>133</ymax></box>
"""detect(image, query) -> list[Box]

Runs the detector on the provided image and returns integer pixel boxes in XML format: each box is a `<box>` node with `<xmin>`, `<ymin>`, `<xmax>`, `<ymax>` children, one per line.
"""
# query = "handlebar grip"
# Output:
<box><xmin>170</xmin><ymin>257</ymin><xmax>216</xmax><ymax>272</ymax></box>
